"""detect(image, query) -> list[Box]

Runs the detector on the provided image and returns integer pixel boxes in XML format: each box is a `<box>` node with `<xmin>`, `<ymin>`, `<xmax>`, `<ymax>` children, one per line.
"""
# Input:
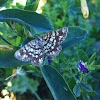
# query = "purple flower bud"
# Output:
<box><xmin>47</xmin><ymin>56</ymin><xmax>52</xmax><ymax>63</ymax></box>
<box><xmin>78</xmin><ymin>61</ymin><xmax>89</xmax><ymax>73</ymax></box>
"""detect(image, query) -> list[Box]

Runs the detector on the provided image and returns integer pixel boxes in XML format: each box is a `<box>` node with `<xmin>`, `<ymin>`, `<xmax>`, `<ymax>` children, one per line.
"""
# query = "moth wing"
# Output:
<box><xmin>42</xmin><ymin>28</ymin><xmax>68</xmax><ymax>56</ymax></box>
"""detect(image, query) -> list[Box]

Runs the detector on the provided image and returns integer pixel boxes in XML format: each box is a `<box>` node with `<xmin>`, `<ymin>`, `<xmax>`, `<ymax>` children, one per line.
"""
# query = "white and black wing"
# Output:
<box><xmin>42</xmin><ymin>27</ymin><xmax>68</xmax><ymax>56</ymax></box>
<box><xmin>14</xmin><ymin>39</ymin><xmax>44</xmax><ymax>66</ymax></box>
<box><xmin>14</xmin><ymin>27</ymin><xmax>68</xmax><ymax>66</ymax></box>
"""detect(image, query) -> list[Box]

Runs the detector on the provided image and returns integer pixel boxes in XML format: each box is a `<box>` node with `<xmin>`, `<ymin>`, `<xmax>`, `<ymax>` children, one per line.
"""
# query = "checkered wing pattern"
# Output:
<box><xmin>42</xmin><ymin>27</ymin><xmax>68</xmax><ymax>56</ymax></box>
<box><xmin>14</xmin><ymin>39</ymin><xmax>44</xmax><ymax>66</ymax></box>
<box><xmin>14</xmin><ymin>27</ymin><xmax>68</xmax><ymax>66</ymax></box>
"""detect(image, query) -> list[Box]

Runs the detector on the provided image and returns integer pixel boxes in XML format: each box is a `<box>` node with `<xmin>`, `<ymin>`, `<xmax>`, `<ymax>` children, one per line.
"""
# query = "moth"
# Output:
<box><xmin>14</xmin><ymin>28</ymin><xmax>68</xmax><ymax>66</ymax></box>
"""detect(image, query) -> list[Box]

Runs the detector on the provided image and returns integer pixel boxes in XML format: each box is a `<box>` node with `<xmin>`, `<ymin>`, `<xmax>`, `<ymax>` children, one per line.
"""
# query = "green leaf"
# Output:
<box><xmin>82</xmin><ymin>93</ymin><xmax>89</xmax><ymax>100</ymax></box>
<box><xmin>0</xmin><ymin>0</ymin><xmax>8</xmax><ymax>7</ymax></box>
<box><xmin>88</xmin><ymin>67</ymin><xmax>95</xmax><ymax>71</ymax></box>
<box><xmin>40</xmin><ymin>65</ymin><xmax>76</xmax><ymax>100</ymax></box>
<box><xmin>0</xmin><ymin>47</ymin><xmax>29</xmax><ymax>68</ymax></box>
<box><xmin>77</xmin><ymin>49</ymin><xmax>89</xmax><ymax>62</ymax></box>
<box><xmin>92</xmin><ymin>65</ymin><xmax>100</xmax><ymax>69</ymax></box>
<box><xmin>88</xmin><ymin>60</ymin><xmax>95</xmax><ymax>68</ymax></box>
<box><xmin>88</xmin><ymin>52</ymin><xmax>96</xmax><ymax>64</ymax></box>
<box><xmin>80</xmin><ymin>82</ymin><xmax>93</xmax><ymax>92</ymax></box>
<box><xmin>24</xmin><ymin>1</ymin><xmax>39</xmax><ymax>11</ymax></box>
<box><xmin>73</xmin><ymin>84</ymin><xmax>80</xmax><ymax>97</ymax></box>
<box><xmin>62</xmin><ymin>26</ymin><xmax>87</xmax><ymax>49</ymax></box>
<box><xmin>68</xmin><ymin>77</ymin><xmax>76</xmax><ymax>92</ymax></box>
<box><xmin>0</xmin><ymin>9</ymin><xmax>53</xmax><ymax>32</ymax></box>
<box><xmin>96</xmin><ymin>56</ymin><xmax>100</xmax><ymax>65</ymax></box>
<box><xmin>16</xmin><ymin>36</ymin><xmax>21</xmax><ymax>46</ymax></box>
<box><xmin>88</xmin><ymin>91</ymin><xmax>96</xmax><ymax>96</ymax></box>
<box><xmin>7</xmin><ymin>38</ymin><xmax>16</xmax><ymax>46</ymax></box>
<box><xmin>26</xmin><ymin>0</ymin><xmax>35</xmax><ymax>5</ymax></box>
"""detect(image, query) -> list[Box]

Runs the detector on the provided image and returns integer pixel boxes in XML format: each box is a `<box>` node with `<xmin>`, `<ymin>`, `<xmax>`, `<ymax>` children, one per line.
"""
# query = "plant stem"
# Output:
<box><xmin>34</xmin><ymin>92</ymin><xmax>41</xmax><ymax>100</ymax></box>
<box><xmin>0</xmin><ymin>35</ymin><xmax>11</xmax><ymax>45</ymax></box>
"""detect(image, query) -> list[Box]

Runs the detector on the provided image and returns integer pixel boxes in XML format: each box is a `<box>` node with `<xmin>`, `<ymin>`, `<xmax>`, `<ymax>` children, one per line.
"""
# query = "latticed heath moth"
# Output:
<box><xmin>14</xmin><ymin>28</ymin><xmax>68</xmax><ymax>66</ymax></box>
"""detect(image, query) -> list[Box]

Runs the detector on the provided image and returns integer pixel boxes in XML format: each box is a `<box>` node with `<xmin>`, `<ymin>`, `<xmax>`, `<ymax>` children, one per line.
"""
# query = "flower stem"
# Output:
<box><xmin>34</xmin><ymin>92</ymin><xmax>41</xmax><ymax>100</ymax></box>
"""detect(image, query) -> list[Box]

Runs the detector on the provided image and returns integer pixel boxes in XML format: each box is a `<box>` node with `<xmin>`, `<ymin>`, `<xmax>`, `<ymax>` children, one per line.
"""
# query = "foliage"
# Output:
<box><xmin>41</xmin><ymin>65</ymin><xmax>76</xmax><ymax>100</ymax></box>
<box><xmin>0</xmin><ymin>0</ymin><xmax>100</xmax><ymax>100</ymax></box>
<box><xmin>8</xmin><ymin>75</ymin><xmax>39</xmax><ymax>94</ymax></box>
